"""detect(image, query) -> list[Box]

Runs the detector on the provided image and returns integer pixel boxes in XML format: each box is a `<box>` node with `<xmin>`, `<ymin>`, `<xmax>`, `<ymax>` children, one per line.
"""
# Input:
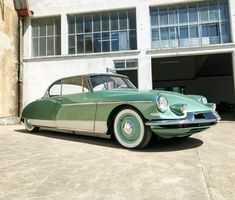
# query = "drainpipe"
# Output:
<box><xmin>13</xmin><ymin>0</ymin><xmax>33</xmax><ymax>118</ymax></box>
<box><xmin>18</xmin><ymin>17</ymin><xmax>23</xmax><ymax>117</ymax></box>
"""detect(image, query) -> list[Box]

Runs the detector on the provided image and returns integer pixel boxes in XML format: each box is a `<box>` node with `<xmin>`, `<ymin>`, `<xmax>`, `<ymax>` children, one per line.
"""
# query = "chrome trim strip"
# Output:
<box><xmin>145</xmin><ymin>112</ymin><xmax>221</xmax><ymax>126</ymax></box>
<box><xmin>38</xmin><ymin>127</ymin><xmax>111</xmax><ymax>139</ymax></box>
<box><xmin>98</xmin><ymin>101</ymin><xmax>153</xmax><ymax>105</ymax></box>
<box><xmin>62</xmin><ymin>102</ymin><xmax>97</xmax><ymax>106</ymax></box>
<box><xmin>73</xmin><ymin>131</ymin><xmax>111</xmax><ymax>139</ymax></box>
<box><xmin>146</xmin><ymin>119</ymin><xmax>217</xmax><ymax>126</ymax></box>
<box><xmin>62</xmin><ymin>100</ymin><xmax>153</xmax><ymax>107</ymax></box>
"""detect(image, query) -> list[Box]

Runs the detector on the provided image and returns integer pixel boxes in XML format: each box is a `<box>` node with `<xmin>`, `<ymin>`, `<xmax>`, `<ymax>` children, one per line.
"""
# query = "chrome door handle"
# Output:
<box><xmin>56</xmin><ymin>97</ymin><xmax>63</xmax><ymax>102</ymax></box>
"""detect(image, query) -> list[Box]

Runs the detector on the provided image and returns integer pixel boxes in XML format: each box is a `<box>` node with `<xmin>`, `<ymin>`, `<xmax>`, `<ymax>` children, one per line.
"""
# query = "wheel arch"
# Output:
<box><xmin>106</xmin><ymin>104</ymin><xmax>145</xmax><ymax>135</ymax></box>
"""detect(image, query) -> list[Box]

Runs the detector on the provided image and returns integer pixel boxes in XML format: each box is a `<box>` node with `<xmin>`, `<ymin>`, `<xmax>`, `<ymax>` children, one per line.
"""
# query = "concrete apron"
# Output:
<box><xmin>0</xmin><ymin>117</ymin><xmax>19</xmax><ymax>125</ymax></box>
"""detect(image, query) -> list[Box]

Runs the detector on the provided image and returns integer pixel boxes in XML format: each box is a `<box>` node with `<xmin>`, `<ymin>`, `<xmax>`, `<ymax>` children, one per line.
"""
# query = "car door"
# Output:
<box><xmin>54</xmin><ymin>76</ymin><xmax>96</xmax><ymax>133</ymax></box>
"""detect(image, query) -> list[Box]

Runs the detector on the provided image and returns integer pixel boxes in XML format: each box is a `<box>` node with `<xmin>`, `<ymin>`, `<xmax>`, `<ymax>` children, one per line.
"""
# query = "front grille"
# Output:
<box><xmin>194</xmin><ymin>113</ymin><xmax>206</xmax><ymax>119</ymax></box>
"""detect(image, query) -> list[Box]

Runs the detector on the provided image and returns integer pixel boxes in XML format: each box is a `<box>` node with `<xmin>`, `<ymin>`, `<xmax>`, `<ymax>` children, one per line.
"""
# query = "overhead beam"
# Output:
<box><xmin>13</xmin><ymin>0</ymin><xmax>33</xmax><ymax>17</ymax></box>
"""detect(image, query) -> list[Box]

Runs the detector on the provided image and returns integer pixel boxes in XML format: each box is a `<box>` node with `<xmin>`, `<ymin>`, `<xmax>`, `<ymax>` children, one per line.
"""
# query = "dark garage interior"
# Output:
<box><xmin>152</xmin><ymin>53</ymin><xmax>235</xmax><ymax>119</ymax></box>
<box><xmin>117</xmin><ymin>69</ymin><xmax>138</xmax><ymax>87</ymax></box>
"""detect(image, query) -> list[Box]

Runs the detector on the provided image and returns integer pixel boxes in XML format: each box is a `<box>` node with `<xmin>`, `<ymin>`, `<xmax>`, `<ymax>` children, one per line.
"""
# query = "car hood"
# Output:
<box><xmin>155</xmin><ymin>90</ymin><xmax>212</xmax><ymax>112</ymax></box>
<box><xmin>101</xmin><ymin>89</ymin><xmax>212</xmax><ymax>113</ymax></box>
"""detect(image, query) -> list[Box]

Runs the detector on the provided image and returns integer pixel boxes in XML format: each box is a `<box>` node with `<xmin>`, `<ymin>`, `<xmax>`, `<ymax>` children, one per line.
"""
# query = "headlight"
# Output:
<box><xmin>200</xmin><ymin>96</ymin><xmax>208</xmax><ymax>104</ymax></box>
<box><xmin>156</xmin><ymin>95</ymin><xmax>168</xmax><ymax>112</ymax></box>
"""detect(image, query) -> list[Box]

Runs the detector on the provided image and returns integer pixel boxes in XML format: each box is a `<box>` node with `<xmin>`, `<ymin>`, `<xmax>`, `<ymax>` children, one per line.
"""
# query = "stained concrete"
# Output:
<box><xmin>0</xmin><ymin>117</ymin><xmax>19</xmax><ymax>125</ymax></box>
<box><xmin>0</xmin><ymin>0</ymin><xmax>18</xmax><ymax>118</ymax></box>
<box><xmin>0</xmin><ymin>122</ymin><xmax>234</xmax><ymax>200</ymax></box>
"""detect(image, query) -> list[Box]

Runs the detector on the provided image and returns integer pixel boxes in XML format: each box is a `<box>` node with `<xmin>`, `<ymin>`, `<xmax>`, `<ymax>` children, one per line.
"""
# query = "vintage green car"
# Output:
<box><xmin>21</xmin><ymin>73</ymin><xmax>221</xmax><ymax>149</ymax></box>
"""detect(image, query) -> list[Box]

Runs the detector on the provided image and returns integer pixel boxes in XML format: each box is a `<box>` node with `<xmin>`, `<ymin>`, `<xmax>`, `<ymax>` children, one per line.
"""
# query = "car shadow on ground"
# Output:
<box><xmin>15</xmin><ymin>129</ymin><xmax>203</xmax><ymax>152</ymax></box>
<box><xmin>144</xmin><ymin>136</ymin><xmax>203</xmax><ymax>152</ymax></box>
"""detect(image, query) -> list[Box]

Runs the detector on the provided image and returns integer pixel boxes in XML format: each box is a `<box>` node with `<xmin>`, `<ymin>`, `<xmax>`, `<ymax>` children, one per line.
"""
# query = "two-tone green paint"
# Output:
<box><xmin>21</xmin><ymin>74</ymin><xmax>217</xmax><ymax>139</ymax></box>
<box><xmin>22</xmin><ymin>90</ymin><xmax>213</xmax><ymax>121</ymax></box>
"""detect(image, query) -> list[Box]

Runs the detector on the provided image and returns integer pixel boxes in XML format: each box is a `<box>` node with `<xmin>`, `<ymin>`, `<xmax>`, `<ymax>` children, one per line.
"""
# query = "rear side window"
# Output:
<box><xmin>49</xmin><ymin>81</ymin><xmax>61</xmax><ymax>96</ymax></box>
<box><xmin>61</xmin><ymin>76</ymin><xmax>90</xmax><ymax>95</ymax></box>
<box><xmin>48</xmin><ymin>76</ymin><xmax>90</xmax><ymax>97</ymax></box>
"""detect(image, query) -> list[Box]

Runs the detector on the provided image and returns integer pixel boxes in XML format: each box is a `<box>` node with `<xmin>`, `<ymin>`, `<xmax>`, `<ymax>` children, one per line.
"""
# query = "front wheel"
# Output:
<box><xmin>24</xmin><ymin>118</ymin><xmax>39</xmax><ymax>132</ymax></box>
<box><xmin>113</xmin><ymin>108</ymin><xmax>152</xmax><ymax>149</ymax></box>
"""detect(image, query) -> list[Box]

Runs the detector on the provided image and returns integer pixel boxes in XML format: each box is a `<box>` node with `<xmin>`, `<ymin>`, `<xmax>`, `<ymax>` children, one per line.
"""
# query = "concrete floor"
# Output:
<box><xmin>0</xmin><ymin>123</ymin><xmax>234</xmax><ymax>200</ymax></box>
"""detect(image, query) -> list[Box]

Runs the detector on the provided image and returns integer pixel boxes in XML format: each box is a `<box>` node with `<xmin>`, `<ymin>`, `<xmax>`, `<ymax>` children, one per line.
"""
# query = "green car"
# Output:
<box><xmin>21</xmin><ymin>73</ymin><xmax>221</xmax><ymax>149</ymax></box>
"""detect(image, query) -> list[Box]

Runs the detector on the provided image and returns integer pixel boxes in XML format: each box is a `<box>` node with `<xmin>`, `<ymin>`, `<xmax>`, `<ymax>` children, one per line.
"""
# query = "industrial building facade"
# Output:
<box><xmin>0</xmin><ymin>0</ymin><xmax>19</xmax><ymax>122</ymax></box>
<box><xmin>23</xmin><ymin>0</ymin><xmax>235</xmax><ymax>111</ymax></box>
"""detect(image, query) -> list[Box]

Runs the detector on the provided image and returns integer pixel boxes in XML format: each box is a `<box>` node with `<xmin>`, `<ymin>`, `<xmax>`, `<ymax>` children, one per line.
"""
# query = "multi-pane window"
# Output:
<box><xmin>150</xmin><ymin>0</ymin><xmax>230</xmax><ymax>49</ymax></box>
<box><xmin>31</xmin><ymin>17</ymin><xmax>61</xmax><ymax>57</ymax></box>
<box><xmin>114</xmin><ymin>59</ymin><xmax>138</xmax><ymax>70</ymax></box>
<box><xmin>68</xmin><ymin>9</ymin><xmax>137</xmax><ymax>54</ymax></box>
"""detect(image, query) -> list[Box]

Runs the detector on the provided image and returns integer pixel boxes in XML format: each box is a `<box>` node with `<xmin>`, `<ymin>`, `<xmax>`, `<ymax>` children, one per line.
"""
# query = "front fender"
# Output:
<box><xmin>187</xmin><ymin>95</ymin><xmax>204</xmax><ymax>102</ymax></box>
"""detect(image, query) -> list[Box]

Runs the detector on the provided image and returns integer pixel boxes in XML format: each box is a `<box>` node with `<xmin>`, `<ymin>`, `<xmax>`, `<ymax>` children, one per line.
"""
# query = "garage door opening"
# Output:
<box><xmin>152</xmin><ymin>53</ymin><xmax>235</xmax><ymax>119</ymax></box>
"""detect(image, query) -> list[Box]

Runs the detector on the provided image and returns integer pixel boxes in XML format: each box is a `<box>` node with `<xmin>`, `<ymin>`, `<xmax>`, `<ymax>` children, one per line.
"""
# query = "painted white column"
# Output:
<box><xmin>136</xmin><ymin>0</ymin><xmax>151</xmax><ymax>51</ymax></box>
<box><xmin>137</xmin><ymin>54</ymin><xmax>152</xmax><ymax>90</ymax></box>
<box><xmin>229</xmin><ymin>0</ymin><xmax>235</xmax><ymax>43</ymax></box>
<box><xmin>61</xmin><ymin>13</ymin><xmax>68</xmax><ymax>55</ymax></box>
<box><xmin>136</xmin><ymin>0</ymin><xmax>152</xmax><ymax>90</ymax></box>
<box><xmin>23</xmin><ymin>18</ymin><xmax>31</xmax><ymax>59</ymax></box>
<box><xmin>232</xmin><ymin>51</ymin><xmax>235</xmax><ymax>100</ymax></box>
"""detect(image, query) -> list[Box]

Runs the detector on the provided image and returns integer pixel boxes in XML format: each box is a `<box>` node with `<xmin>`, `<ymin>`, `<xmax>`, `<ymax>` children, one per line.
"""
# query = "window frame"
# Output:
<box><xmin>48</xmin><ymin>81</ymin><xmax>62</xmax><ymax>97</ymax></box>
<box><xmin>46</xmin><ymin>76</ymin><xmax>91</xmax><ymax>98</ymax></box>
<box><xmin>114</xmin><ymin>59</ymin><xmax>138</xmax><ymax>71</ymax></box>
<box><xmin>89</xmin><ymin>75</ymin><xmax>136</xmax><ymax>92</ymax></box>
<box><xmin>150</xmin><ymin>0</ymin><xmax>231</xmax><ymax>49</ymax></box>
<box><xmin>31</xmin><ymin>16</ymin><xmax>61</xmax><ymax>57</ymax></box>
<box><xmin>67</xmin><ymin>9</ymin><xmax>137</xmax><ymax>54</ymax></box>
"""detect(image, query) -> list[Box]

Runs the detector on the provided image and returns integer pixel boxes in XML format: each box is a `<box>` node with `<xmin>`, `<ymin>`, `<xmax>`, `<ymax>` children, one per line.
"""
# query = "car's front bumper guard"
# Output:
<box><xmin>145</xmin><ymin>112</ymin><xmax>221</xmax><ymax>126</ymax></box>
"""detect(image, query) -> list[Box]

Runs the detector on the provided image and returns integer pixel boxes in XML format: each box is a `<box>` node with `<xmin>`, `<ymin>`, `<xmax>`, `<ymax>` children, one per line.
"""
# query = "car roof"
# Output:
<box><xmin>49</xmin><ymin>73</ymin><xmax>128</xmax><ymax>86</ymax></box>
<box><xmin>88</xmin><ymin>73</ymin><xmax>128</xmax><ymax>78</ymax></box>
<box><xmin>55</xmin><ymin>73</ymin><xmax>128</xmax><ymax>81</ymax></box>
<box><xmin>44</xmin><ymin>73</ymin><xmax>129</xmax><ymax>97</ymax></box>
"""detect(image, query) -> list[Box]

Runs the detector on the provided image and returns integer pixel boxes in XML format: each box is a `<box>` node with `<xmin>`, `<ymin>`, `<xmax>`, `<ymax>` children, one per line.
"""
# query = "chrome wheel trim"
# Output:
<box><xmin>123</xmin><ymin>121</ymin><xmax>134</xmax><ymax>135</ymax></box>
<box><xmin>114</xmin><ymin>109</ymin><xmax>144</xmax><ymax>148</ymax></box>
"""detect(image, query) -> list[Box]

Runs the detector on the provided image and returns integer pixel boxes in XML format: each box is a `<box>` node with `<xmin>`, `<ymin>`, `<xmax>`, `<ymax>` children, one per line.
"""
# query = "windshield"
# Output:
<box><xmin>90</xmin><ymin>75</ymin><xmax>136</xmax><ymax>91</ymax></box>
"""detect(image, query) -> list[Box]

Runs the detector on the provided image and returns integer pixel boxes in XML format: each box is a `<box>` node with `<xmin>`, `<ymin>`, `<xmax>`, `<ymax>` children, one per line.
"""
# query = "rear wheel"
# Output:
<box><xmin>113</xmin><ymin>108</ymin><xmax>152</xmax><ymax>149</ymax></box>
<box><xmin>24</xmin><ymin>119</ymin><xmax>39</xmax><ymax>132</ymax></box>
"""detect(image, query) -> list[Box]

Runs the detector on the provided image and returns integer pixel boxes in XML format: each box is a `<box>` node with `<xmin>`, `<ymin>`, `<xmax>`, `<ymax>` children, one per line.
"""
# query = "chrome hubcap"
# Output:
<box><xmin>123</xmin><ymin>121</ymin><xmax>134</xmax><ymax>135</ymax></box>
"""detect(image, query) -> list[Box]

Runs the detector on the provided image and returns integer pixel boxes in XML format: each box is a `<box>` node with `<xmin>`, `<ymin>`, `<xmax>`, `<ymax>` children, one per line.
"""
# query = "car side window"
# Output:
<box><xmin>61</xmin><ymin>76</ymin><xmax>89</xmax><ymax>95</ymax></box>
<box><xmin>49</xmin><ymin>81</ymin><xmax>61</xmax><ymax>97</ymax></box>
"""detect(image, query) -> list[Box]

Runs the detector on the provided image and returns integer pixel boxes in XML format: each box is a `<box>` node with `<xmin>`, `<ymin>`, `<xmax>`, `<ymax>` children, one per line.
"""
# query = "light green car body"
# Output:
<box><xmin>21</xmin><ymin>73</ymin><xmax>220</xmax><ymax>139</ymax></box>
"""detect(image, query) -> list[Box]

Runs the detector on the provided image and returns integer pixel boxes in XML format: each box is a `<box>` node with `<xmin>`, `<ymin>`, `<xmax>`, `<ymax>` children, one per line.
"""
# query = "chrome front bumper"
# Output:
<box><xmin>145</xmin><ymin>112</ymin><xmax>221</xmax><ymax>126</ymax></box>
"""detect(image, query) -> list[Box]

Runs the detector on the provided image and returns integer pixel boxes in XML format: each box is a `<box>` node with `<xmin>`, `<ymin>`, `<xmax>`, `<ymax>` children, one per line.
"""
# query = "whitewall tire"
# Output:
<box><xmin>113</xmin><ymin>108</ymin><xmax>152</xmax><ymax>149</ymax></box>
<box><xmin>24</xmin><ymin>119</ymin><xmax>39</xmax><ymax>132</ymax></box>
